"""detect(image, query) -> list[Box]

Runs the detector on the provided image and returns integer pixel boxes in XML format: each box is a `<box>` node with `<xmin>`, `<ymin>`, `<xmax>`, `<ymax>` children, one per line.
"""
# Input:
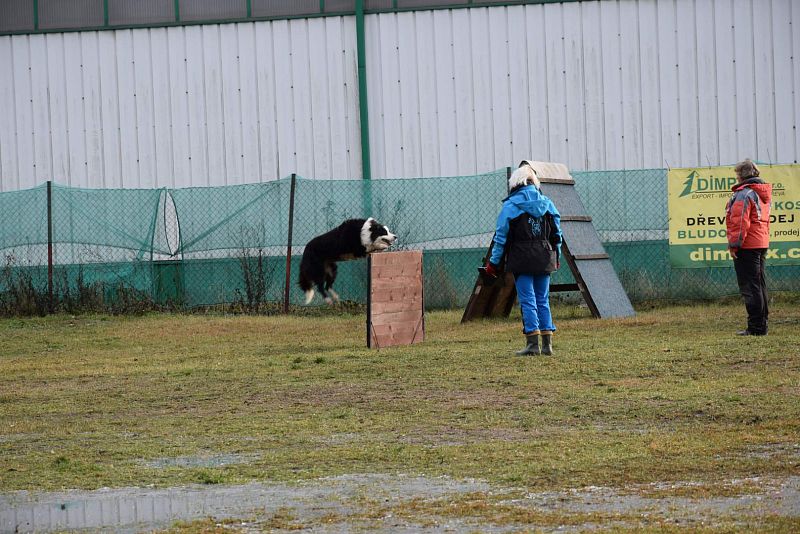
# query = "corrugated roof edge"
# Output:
<box><xmin>0</xmin><ymin>0</ymin><xmax>586</xmax><ymax>37</ymax></box>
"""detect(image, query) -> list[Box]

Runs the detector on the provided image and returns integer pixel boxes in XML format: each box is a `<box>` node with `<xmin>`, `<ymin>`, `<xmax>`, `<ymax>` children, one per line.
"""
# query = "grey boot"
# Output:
<box><xmin>516</xmin><ymin>334</ymin><xmax>540</xmax><ymax>356</ymax></box>
<box><xmin>541</xmin><ymin>332</ymin><xmax>554</xmax><ymax>355</ymax></box>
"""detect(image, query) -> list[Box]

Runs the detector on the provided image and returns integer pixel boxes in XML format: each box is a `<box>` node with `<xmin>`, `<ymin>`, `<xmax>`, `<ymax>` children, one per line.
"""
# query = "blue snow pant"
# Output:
<box><xmin>513</xmin><ymin>273</ymin><xmax>556</xmax><ymax>334</ymax></box>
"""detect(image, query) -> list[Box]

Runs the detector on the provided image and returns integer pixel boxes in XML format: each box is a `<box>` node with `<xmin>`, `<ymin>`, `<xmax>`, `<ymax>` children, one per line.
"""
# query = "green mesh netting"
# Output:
<box><xmin>1</xmin><ymin>184</ymin><xmax>165</xmax><ymax>313</ymax></box>
<box><xmin>573</xmin><ymin>168</ymin><xmax>667</xmax><ymax>234</ymax></box>
<box><xmin>290</xmin><ymin>170</ymin><xmax>507</xmax><ymax>247</ymax></box>
<box><xmin>0</xmin><ymin>185</ymin><xmax>51</xmax><ymax>311</ymax></box>
<box><xmin>170</xmin><ymin>181</ymin><xmax>290</xmax><ymax>253</ymax></box>
<box><xmin>51</xmin><ymin>184</ymin><xmax>163</xmax><ymax>255</ymax></box>
<box><xmin>1</xmin><ymin>169</ymin><xmax>798</xmax><ymax>314</ymax></box>
<box><xmin>0</xmin><ymin>184</ymin><xmax>49</xmax><ymax>249</ymax></box>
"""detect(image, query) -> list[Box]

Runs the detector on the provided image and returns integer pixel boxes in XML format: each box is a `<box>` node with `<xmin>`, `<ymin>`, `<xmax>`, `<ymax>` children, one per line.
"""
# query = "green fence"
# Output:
<box><xmin>1</xmin><ymin>169</ymin><xmax>798</xmax><ymax>315</ymax></box>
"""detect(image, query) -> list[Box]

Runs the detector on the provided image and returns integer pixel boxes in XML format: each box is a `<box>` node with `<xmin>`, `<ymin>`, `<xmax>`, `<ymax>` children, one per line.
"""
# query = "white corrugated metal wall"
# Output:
<box><xmin>366</xmin><ymin>0</ymin><xmax>799</xmax><ymax>177</ymax></box>
<box><xmin>0</xmin><ymin>16</ymin><xmax>361</xmax><ymax>191</ymax></box>
<box><xmin>0</xmin><ymin>0</ymin><xmax>798</xmax><ymax>191</ymax></box>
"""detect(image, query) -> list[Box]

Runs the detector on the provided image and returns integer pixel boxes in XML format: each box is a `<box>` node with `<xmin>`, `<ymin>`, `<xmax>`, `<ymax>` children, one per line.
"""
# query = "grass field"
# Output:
<box><xmin>1</xmin><ymin>297</ymin><xmax>799</xmax><ymax>531</ymax></box>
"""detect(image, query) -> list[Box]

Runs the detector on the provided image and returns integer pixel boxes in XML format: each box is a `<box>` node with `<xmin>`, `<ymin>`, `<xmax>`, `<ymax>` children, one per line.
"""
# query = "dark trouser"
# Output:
<box><xmin>733</xmin><ymin>248</ymin><xmax>769</xmax><ymax>335</ymax></box>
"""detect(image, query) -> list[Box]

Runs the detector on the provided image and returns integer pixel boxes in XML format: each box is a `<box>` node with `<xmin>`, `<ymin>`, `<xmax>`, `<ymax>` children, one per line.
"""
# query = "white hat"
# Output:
<box><xmin>509</xmin><ymin>161</ymin><xmax>540</xmax><ymax>190</ymax></box>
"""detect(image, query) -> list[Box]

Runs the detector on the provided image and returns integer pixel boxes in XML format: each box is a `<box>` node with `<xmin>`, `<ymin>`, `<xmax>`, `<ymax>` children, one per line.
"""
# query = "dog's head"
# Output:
<box><xmin>361</xmin><ymin>218</ymin><xmax>397</xmax><ymax>252</ymax></box>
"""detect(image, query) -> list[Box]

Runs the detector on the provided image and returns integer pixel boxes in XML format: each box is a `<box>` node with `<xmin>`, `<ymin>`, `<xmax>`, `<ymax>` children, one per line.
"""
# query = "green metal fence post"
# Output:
<box><xmin>46</xmin><ymin>181</ymin><xmax>53</xmax><ymax>313</ymax></box>
<box><xmin>149</xmin><ymin>190</ymin><xmax>160</xmax><ymax>304</ymax></box>
<box><xmin>283</xmin><ymin>174</ymin><xmax>297</xmax><ymax>313</ymax></box>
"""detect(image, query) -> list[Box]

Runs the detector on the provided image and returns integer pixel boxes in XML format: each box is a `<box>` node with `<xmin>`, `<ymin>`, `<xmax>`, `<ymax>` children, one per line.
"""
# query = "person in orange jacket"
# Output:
<box><xmin>725</xmin><ymin>159</ymin><xmax>772</xmax><ymax>336</ymax></box>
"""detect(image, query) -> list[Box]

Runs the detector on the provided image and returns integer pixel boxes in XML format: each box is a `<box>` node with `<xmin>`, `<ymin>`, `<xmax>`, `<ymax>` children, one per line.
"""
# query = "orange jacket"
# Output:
<box><xmin>725</xmin><ymin>178</ymin><xmax>772</xmax><ymax>250</ymax></box>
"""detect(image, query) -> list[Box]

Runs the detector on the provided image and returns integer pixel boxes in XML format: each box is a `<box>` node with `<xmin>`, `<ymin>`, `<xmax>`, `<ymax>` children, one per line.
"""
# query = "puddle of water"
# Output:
<box><xmin>2</xmin><ymin>475</ymin><xmax>799</xmax><ymax>533</ymax></box>
<box><xmin>0</xmin><ymin>474</ymin><xmax>490</xmax><ymax>533</ymax></box>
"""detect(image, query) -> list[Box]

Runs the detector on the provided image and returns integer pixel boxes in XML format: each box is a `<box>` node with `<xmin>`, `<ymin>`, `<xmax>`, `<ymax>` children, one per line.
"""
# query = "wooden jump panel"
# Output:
<box><xmin>367</xmin><ymin>250</ymin><xmax>425</xmax><ymax>348</ymax></box>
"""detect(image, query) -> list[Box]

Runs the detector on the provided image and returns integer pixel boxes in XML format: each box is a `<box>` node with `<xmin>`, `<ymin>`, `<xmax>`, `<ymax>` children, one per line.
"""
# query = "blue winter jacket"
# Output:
<box><xmin>489</xmin><ymin>185</ymin><xmax>562</xmax><ymax>266</ymax></box>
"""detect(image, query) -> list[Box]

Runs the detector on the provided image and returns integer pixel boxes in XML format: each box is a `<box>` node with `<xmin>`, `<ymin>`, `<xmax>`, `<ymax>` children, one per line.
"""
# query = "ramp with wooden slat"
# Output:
<box><xmin>462</xmin><ymin>161</ymin><xmax>635</xmax><ymax>322</ymax></box>
<box><xmin>367</xmin><ymin>250</ymin><xmax>425</xmax><ymax>348</ymax></box>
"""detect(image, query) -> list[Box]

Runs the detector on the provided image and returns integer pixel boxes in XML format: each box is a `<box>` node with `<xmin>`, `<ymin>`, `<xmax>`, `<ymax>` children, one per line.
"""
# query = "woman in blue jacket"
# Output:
<box><xmin>483</xmin><ymin>162</ymin><xmax>562</xmax><ymax>355</ymax></box>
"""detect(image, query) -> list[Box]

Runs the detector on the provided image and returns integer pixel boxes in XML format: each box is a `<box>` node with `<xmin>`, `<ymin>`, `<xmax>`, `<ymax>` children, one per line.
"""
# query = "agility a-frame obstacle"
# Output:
<box><xmin>461</xmin><ymin>161</ymin><xmax>635</xmax><ymax>322</ymax></box>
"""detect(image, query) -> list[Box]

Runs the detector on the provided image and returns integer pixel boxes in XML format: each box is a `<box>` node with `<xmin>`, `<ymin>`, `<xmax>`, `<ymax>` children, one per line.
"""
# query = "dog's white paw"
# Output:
<box><xmin>329</xmin><ymin>289</ymin><xmax>340</xmax><ymax>302</ymax></box>
<box><xmin>304</xmin><ymin>290</ymin><xmax>315</xmax><ymax>305</ymax></box>
<box><xmin>324</xmin><ymin>296</ymin><xmax>333</xmax><ymax>305</ymax></box>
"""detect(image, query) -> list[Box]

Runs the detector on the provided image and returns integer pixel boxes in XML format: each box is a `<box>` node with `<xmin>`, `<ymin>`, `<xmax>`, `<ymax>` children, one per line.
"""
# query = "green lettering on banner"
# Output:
<box><xmin>670</xmin><ymin>243</ymin><xmax>800</xmax><ymax>268</ymax></box>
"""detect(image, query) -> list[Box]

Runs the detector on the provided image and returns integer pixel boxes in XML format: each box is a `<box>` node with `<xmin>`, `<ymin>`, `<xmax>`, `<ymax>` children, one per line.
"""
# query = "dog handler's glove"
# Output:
<box><xmin>480</xmin><ymin>262</ymin><xmax>500</xmax><ymax>279</ymax></box>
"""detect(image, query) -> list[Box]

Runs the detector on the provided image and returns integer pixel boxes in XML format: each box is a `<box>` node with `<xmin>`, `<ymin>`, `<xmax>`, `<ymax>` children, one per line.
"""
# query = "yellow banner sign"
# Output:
<box><xmin>668</xmin><ymin>164</ymin><xmax>800</xmax><ymax>267</ymax></box>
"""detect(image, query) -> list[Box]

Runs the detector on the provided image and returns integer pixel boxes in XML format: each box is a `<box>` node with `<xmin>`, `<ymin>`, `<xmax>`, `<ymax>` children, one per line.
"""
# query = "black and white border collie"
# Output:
<box><xmin>299</xmin><ymin>218</ymin><xmax>397</xmax><ymax>304</ymax></box>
